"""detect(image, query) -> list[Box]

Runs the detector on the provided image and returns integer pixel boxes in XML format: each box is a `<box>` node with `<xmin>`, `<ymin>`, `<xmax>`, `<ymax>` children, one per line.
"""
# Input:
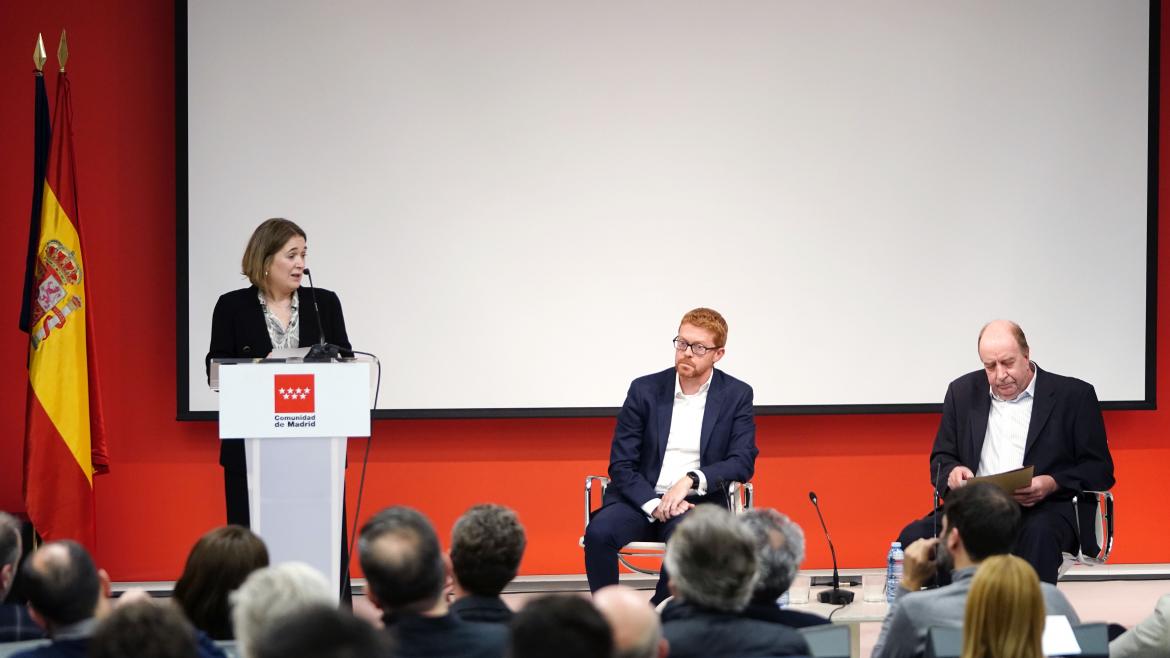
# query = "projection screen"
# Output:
<box><xmin>180</xmin><ymin>1</ymin><xmax>1155</xmax><ymax>417</ymax></box>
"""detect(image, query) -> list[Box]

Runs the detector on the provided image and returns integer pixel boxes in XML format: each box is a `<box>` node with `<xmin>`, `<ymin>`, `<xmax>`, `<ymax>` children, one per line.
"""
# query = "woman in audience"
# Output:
<box><xmin>173</xmin><ymin>525</ymin><xmax>269</xmax><ymax>640</ymax></box>
<box><xmin>961</xmin><ymin>555</ymin><xmax>1045</xmax><ymax>658</ymax></box>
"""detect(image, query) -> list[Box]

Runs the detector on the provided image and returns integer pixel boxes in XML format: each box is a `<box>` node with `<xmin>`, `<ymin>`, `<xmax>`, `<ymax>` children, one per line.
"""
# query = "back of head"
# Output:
<box><xmin>961</xmin><ymin>555</ymin><xmax>1045</xmax><ymax>658</ymax></box>
<box><xmin>740</xmin><ymin>508</ymin><xmax>805</xmax><ymax>602</ymax></box>
<box><xmin>592</xmin><ymin>586</ymin><xmax>662</xmax><ymax>658</ymax></box>
<box><xmin>230</xmin><ymin>562</ymin><xmax>334</xmax><ymax>658</ymax></box>
<box><xmin>358</xmin><ymin>506</ymin><xmax>445</xmax><ymax>613</ymax></box>
<box><xmin>173</xmin><ymin>525</ymin><xmax>269</xmax><ymax>639</ymax></box>
<box><xmin>90</xmin><ymin>600</ymin><xmax>198</xmax><ymax>658</ymax></box>
<box><xmin>664</xmin><ymin>505</ymin><xmax>759</xmax><ymax>612</ymax></box>
<box><xmin>20</xmin><ymin>540</ymin><xmax>101</xmax><ymax>628</ymax></box>
<box><xmin>510</xmin><ymin>594</ymin><xmax>613</xmax><ymax>658</ymax></box>
<box><xmin>0</xmin><ymin>512</ymin><xmax>22</xmax><ymax>600</ymax></box>
<box><xmin>254</xmin><ymin>605</ymin><xmax>392</xmax><ymax>658</ymax></box>
<box><xmin>450</xmin><ymin>504</ymin><xmax>527</xmax><ymax>597</ymax></box>
<box><xmin>943</xmin><ymin>483</ymin><xmax>1021</xmax><ymax>561</ymax></box>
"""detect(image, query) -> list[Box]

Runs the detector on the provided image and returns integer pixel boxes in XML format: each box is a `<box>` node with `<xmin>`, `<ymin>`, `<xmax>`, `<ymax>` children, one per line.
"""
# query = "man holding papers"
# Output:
<box><xmin>898</xmin><ymin>320</ymin><xmax>1115</xmax><ymax>584</ymax></box>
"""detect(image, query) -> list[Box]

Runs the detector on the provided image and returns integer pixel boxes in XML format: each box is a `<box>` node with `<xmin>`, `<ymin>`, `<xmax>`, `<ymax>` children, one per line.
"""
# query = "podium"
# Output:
<box><xmin>213</xmin><ymin>359</ymin><xmax>372</xmax><ymax>600</ymax></box>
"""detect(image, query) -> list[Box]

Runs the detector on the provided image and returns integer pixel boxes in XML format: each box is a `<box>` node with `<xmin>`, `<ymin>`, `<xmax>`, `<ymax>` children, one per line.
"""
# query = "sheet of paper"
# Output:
<box><xmin>1042</xmin><ymin>614</ymin><xmax>1081</xmax><ymax>656</ymax></box>
<box><xmin>968</xmin><ymin>465</ymin><xmax>1034</xmax><ymax>494</ymax></box>
<box><xmin>268</xmin><ymin>347</ymin><xmax>311</xmax><ymax>359</ymax></box>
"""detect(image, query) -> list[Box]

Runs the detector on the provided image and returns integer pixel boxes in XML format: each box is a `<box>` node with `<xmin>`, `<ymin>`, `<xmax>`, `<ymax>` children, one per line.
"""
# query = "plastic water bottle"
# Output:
<box><xmin>886</xmin><ymin>541</ymin><xmax>904</xmax><ymax>603</ymax></box>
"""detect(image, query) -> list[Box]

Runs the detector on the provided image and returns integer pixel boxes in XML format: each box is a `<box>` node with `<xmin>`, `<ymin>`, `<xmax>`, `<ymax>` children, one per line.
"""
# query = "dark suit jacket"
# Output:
<box><xmin>606</xmin><ymin>367</ymin><xmax>757</xmax><ymax>510</ymax></box>
<box><xmin>929</xmin><ymin>366</ymin><xmax>1114</xmax><ymax>499</ymax></box>
<box><xmin>449</xmin><ymin>595</ymin><xmax>513</xmax><ymax>624</ymax></box>
<box><xmin>385</xmin><ymin>612</ymin><xmax>507</xmax><ymax>658</ymax></box>
<box><xmin>661</xmin><ymin>600</ymin><xmax>810</xmax><ymax>658</ymax></box>
<box><xmin>205</xmin><ymin>285</ymin><xmax>351</xmax><ymax>469</ymax></box>
<box><xmin>742</xmin><ymin>599</ymin><xmax>831</xmax><ymax>628</ymax></box>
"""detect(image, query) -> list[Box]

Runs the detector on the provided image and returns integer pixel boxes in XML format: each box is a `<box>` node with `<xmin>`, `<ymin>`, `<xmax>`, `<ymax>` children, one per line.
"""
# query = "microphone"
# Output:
<box><xmin>302</xmin><ymin>268</ymin><xmax>341</xmax><ymax>362</ymax></box>
<box><xmin>932</xmin><ymin>461</ymin><xmax>944</xmax><ymax>538</ymax></box>
<box><xmin>809</xmin><ymin>491</ymin><xmax>855</xmax><ymax>604</ymax></box>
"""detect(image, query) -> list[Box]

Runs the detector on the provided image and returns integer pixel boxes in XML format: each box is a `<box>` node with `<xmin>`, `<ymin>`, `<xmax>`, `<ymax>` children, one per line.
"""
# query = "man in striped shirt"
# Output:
<box><xmin>898</xmin><ymin>320</ymin><xmax>1115</xmax><ymax>584</ymax></box>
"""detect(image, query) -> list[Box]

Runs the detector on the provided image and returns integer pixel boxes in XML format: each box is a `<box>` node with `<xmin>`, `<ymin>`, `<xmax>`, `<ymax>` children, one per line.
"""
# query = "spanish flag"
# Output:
<box><xmin>22</xmin><ymin>59</ymin><xmax>109</xmax><ymax>551</ymax></box>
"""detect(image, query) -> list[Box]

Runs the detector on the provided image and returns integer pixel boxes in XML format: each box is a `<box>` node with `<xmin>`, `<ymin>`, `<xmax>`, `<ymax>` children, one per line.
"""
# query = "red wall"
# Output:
<box><xmin>1</xmin><ymin>2</ymin><xmax>1167</xmax><ymax>581</ymax></box>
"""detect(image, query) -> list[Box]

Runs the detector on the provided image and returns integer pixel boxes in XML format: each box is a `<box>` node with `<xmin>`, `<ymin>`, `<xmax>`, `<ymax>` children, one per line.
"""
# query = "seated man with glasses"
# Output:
<box><xmin>584</xmin><ymin>307</ymin><xmax>758</xmax><ymax>604</ymax></box>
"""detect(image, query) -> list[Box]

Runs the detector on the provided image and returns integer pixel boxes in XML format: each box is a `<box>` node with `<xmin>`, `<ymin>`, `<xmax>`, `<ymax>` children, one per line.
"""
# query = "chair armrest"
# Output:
<box><xmin>726</xmin><ymin>481</ymin><xmax>754</xmax><ymax>514</ymax></box>
<box><xmin>584</xmin><ymin>475</ymin><xmax>611</xmax><ymax>533</ymax></box>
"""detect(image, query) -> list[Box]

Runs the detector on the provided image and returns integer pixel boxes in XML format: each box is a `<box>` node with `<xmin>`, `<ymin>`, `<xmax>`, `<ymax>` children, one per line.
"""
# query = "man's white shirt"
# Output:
<box><xmin>640</xmin><ymin>371</ymin><xmax>711</xmax><ymax>520</ymax></box>
<box><xmin>976</xmin><ymin>365</ymin><xmax>1038</xmax><ymax>477</ymax></box>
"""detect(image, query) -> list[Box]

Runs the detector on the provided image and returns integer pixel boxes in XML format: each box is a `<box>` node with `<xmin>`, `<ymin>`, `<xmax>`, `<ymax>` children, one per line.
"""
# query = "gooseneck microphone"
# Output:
<box><xmin>302</xmin><ymin>268</ymin><xmax>342</xmax><ymax>362</ymax></box>
<box><xmin>809</xmin><ymin>491</ymin><xmax>855</xmax><ymax>604</ymax></box>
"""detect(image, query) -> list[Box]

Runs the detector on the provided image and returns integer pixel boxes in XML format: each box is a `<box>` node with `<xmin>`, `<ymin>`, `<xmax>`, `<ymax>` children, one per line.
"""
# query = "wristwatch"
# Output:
<box><xmin>686</xmin><ymin>471</ymin><xmax>700</xmax><ymax>489</ymax></box>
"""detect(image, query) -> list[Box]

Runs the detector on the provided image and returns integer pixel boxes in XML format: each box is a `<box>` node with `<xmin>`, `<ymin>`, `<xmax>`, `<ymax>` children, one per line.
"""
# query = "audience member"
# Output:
<box><xmin>89</xmin><ymin>600</ymin><xmax>198</xmax><ymax>658</ymax></box>
<box><xmin>173</xmin><ymin>525</ymin><xmax>269</xmax><ymax>640</ymax></box>
<box><xmin>658</xmin><ymin>506</ymin><xmax>809</xmax><ymax>658</ymax></box>
<box><xmin>254</xmin><ymin>605</ymin><xmax>392</xmax><ymax>658</ymax></box>
<box><xmin>12</xmin><ymin>540</ymin><xmax>110</xmax><ymax>657</ymax></box>
<box><xmin>449</xmin><ymin>504</ymin><xmax>526</xmax><ymax>624</ymax></box>
<box><xmin>0</xmin><ymin>512</ymin><xmax>44</xmax><ymax>642</ymax></box>
<box><xmin>359</xmin><ymin>506</ymin><xmax>506</xmax><ymax>658</ymax></box>
<box><xmin>1110</xmin><ymin>593</ymin><xmax>1170</xmax><ymax>658</ymax></box>
<box><xmin>873</xmin><ymin>483</ymin><xmax>1079</xmax><ymax>658</ymax></box>
<box><xmin>739</xmin><ymin>508</ymin><xmax>829</xmax><ymax>628</ymax></box>
<box><xmin>230</xmin><ymin>562</ymin><xmax>333</xmax><ymax>658</ymax></box>
<box><xmin>509</xmin><ymin>594</ymin><xmax>613</xmax><ymax>658</ymax></box>
<box><xmin>961</xmin><ymin>555</ymin><xmax>1045</xmax><ymax>658</ymax></box>
<box><xmin>593</xmin><ymin>585</ymin><xmax>668</xmax><ymax>658</ymax></box>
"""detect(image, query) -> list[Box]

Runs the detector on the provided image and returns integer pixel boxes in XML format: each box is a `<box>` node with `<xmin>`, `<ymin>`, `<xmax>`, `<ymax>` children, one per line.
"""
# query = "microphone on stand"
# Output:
<box><xmin>932</xmin><ymin>461</ymin><xmax>944</xmax><ymax>538</ymax></box>
<box><xmin>809</xmin><ymin>491</ymin><xmax>855</xmax><ymax>604</ymax></box>
<box><xmin>302</xmin><ymin>268</ymin><xmax>341</xmax><ymax>362</ymax></box>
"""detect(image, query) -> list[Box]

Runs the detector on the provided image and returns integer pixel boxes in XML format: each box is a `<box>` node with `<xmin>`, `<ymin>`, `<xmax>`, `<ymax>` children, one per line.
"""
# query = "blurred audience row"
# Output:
<box><xmin>1</xmin><ymin>486</ymin><xmax>1167</xmax><ymax>658</ymax></box>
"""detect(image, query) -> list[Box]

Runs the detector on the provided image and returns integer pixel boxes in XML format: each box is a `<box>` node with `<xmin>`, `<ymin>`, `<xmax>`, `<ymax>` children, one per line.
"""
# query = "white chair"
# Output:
<box><xmin>580</xmin><ymin>475</ymin><xmax>754</xmax><ymax>575</ymax></box>
<box><xmin>1059</xmin><ymin>490</ymin><xmax>1115</xmax><ymax>577</ymax></box>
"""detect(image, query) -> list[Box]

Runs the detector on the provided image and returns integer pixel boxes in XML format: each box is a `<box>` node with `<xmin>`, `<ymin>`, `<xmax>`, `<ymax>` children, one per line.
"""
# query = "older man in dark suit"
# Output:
<box><xmin>584</xmin><ymin>307</ymin><xmax>758</xmax><ymax>604</ymax></box>
<box><xmin>898</xmin><ymin>320</ymin><xmax>1115</xmax><ymax>584</ymax></box>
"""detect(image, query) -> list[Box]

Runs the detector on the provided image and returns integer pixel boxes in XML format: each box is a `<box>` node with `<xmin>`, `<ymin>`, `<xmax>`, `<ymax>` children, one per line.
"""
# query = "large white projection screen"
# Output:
<box><xmin>183</xmin><ymin>1</ymin><xmax>1152</xmax><ymax>415</ymax></box>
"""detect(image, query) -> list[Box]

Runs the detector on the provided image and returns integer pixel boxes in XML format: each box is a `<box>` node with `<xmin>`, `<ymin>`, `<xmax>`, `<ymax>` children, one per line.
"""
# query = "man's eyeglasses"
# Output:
<box><xmin>673</xmin><ymin>337</ymin><xmax>718</xmax><ymax>356</ymax></box>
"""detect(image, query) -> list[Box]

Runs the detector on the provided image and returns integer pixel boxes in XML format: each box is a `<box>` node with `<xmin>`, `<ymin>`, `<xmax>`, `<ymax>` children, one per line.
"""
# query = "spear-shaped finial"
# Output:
<box><xmin>57</xmin><ymin>29</ymin><xmax>69</xmax><ymax>72</ymax></box>
<box><xmin>33</xmin><ymin>33</ymin><xmax>46</xmax><ymax>73</ymax></box>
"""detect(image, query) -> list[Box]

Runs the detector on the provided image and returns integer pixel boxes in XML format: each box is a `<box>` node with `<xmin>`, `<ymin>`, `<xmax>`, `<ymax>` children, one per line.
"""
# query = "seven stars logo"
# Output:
<box><xmin>274</xmin><ymin>374</ymin><xmax>315</xmax><ymax>413</ymax></box>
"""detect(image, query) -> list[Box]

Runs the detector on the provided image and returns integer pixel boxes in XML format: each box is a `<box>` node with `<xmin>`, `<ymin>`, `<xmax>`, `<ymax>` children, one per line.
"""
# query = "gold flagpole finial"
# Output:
<box><xmin>57</xmin><ymin>29</ymin><xmax>69</xmax><ymax>72</ymax></box>
<box><xmin>33</xmin><ymin>33</ymin><xmax>46</xmax><ymax>73</ymax></box>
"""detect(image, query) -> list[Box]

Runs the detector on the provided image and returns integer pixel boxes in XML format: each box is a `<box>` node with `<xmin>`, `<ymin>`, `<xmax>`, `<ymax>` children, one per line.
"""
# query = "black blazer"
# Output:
<box><xmin>206</xmin><ymin>285</ymin><xmax>352</xmax><ymax>468</ymax></box>
<box><xmin>929</xmin><ymin>366</ymin><xmax>1115</xmax><ymax>499</ymax></box>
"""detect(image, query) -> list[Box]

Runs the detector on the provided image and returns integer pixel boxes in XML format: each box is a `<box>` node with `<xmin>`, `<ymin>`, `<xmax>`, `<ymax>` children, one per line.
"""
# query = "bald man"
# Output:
<box><xmin>593</xmin><ymin>586</ymin><xmax>668</xmax><ymax>658</ymax></box>
<box><xmin>897</xmin><ymin>320</ymin><xmax>1115</xmax><ymax>584</ymax></box>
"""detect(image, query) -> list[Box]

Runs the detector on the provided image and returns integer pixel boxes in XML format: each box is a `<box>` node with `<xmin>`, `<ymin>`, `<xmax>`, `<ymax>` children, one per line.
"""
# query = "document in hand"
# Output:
<box><xmin>968</xmin><ymin>466</ymin><xmax>1034</xmax><ymax>494</ymax></box>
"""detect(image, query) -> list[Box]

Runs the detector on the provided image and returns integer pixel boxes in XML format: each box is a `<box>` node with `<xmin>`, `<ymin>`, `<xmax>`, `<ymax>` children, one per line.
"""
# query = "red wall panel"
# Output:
<box><xmin>0</xmin><ymin>2</ymin><xmax>1166</xmax><ymax>581</ymax></box>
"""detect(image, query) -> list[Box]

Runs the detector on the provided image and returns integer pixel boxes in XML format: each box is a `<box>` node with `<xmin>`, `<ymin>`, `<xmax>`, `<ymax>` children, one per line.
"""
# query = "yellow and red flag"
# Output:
<box><xmin>22</xmin><ymin>66</ymin><xmax>109</xmax><ymax>551</ymax></box>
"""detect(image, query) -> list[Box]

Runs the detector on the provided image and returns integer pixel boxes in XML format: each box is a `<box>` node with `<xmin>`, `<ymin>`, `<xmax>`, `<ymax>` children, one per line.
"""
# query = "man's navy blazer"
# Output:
<box><xmin>929</xmin><ymin>366</ymin><xmax>1114</xmax><ymax>498</ymax></box>
<box><xmin>606</xmin><ymin>367</ymin><xmax>758</xmax><ymax>510</ymax></box>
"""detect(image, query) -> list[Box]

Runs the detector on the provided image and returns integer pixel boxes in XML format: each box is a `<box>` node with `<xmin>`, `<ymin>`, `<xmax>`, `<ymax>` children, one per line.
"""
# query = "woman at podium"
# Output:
<box><xmin>205</xmin><ymin>217</ymin><xmax>351</xmax><ymax>528</ymax></box>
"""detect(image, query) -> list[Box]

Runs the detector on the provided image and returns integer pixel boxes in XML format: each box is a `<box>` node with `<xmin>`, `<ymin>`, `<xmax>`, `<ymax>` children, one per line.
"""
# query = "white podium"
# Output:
<box><xmin>214</xmin><ymin>359</ymin><xmax>372</xmax><ymax>600</ymax></box>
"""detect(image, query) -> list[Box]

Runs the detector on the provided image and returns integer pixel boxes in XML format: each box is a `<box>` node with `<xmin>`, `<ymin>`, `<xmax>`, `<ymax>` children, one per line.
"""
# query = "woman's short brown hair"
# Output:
<box><xmin>241</xmin><ymin>218</ymin><xmax>307</xmax><ymax>291</ymax></box>
<box><xmin>172</xmin><ymin>525</ymin><xmax>269</xmax><ymax>640</ymax></box>
<box><xmin>680</xmin><ymin>308</ymin><xmax>728</xmax><ymax>348</ymax></box>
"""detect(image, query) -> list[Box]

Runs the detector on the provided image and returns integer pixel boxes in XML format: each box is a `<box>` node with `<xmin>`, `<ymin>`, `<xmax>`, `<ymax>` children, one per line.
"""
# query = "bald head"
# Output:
<box><xmin>593</xmin><ymin>586</ymin><xmax>666</xmax><ymax>658</ymax></box>
<box><xmin>977</xmin><ymin>320</ymin><xmax>1034</xmax><ymax>401</ymax></box>
<box><xmin>21</xmin><ymin>540</ymin><xmax>104</xmax><ymax>630</ymax></box>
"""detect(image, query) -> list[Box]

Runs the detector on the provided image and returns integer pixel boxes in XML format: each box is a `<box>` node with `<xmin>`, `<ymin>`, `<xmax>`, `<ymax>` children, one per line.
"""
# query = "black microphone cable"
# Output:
<box><xmin>340</xmin><ymin>349</ymin><xmax>381</xmax><ymax>600</ymax></box>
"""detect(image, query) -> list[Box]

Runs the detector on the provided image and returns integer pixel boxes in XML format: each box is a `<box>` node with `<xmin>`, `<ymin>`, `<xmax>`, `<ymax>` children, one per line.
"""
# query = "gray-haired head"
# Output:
<box><xmin>0</xmin><ymin>512</ymin><xmax>21</xmax><ymax>600</ymax></box>
<box><xmin>740</xmin><ymin>508</ymin><xmax>806</xmax><ymax>603</ymax></box>
<box><xmin>230</xmin><ymin>562</ymin><xmax>334</xmax><ymax>658</ymax></box>
<box><xmin>664</xmin><ymin>505</ymin><xmax>759</xmax><ymax>612</ymax></box>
